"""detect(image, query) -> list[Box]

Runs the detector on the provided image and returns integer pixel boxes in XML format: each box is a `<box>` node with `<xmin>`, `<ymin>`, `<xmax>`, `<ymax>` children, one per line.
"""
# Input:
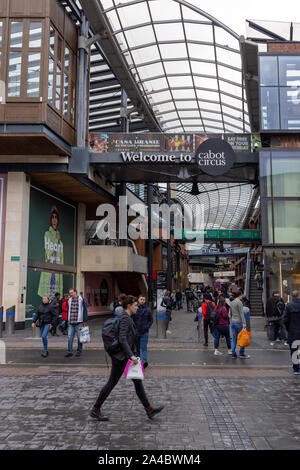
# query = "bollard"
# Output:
<box><xmin>31</xmin><ymin>314</ymin><xmax>40</xmax><ymax>339</ymax></box>
<box><xmin>0</xmin><ymin>306</ymin><xmax>3</xmax><ymax>338</ymax></box>
<box><xmin>0</xmin><ymin>340</ymin><xmax>6</xmax><ymax>364</ymax></box>
<box><xmin>6</xmin><ymin>306</ymin><xmax>15</xmax><ymax>335</ymax></box>
<box><xmin>156</xmin><ymin>311</ymin><xmax>167</xmax><ymax>339</ymax></box>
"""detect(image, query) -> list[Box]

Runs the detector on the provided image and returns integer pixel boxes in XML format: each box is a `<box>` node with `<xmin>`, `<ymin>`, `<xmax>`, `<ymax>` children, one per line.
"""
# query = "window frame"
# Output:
<box><xmin>6</xmin><ymin>18</ymin><xmax>44</xmax><ymax>102</ymax></box>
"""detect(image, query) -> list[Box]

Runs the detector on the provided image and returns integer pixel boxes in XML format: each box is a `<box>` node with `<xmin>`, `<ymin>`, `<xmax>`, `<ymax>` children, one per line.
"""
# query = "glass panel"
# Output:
<box><xmin>48</xmin><ymin>56</ymin><xmax>54</xmax><ymax>102</ymax></box>
<box><xmin>280</xmin><ymin>87</ymin><xmax>300</xmax><ymax>129</ymax></box>
<box><xmin>259</xmin><ymin>56</ymin><xmax>278</xmax><ymax>86</ymax></box>
<box><xmin>271</xmin><ymin>152</ymin><xmax>300</xmax><ymax>197</ymax></box>
<box><xmin>10</xmin><ymin>22</ymin><xmax>23</xmax><ymax>48</ymax></box>
<box><xmin>57</xmin><ymin>37</ymin><xmax>63</xmax><ymax>63</ymax></box>
<box><xmin>273</xmin><ymin>200</ymin><xmax>300</xmax><ymax>243</ymax></box>
<box><xmin>279</xmin><ymin>56</ymin><xmax>300</xmax><ymax>87</ymax></box>
<box><xmin>70</xmin><ymin>81</ymin><xmax>75</xmax><ymax>124</ymax></box>
<box><xmin>55</xmin><ymin>66</ymin><xmax>61</xmax><ymax>110</ymax></box>
<box><xmin>65</xmin><ymin>47</ymin><xmax>70</xmax><ymax>73</ymax></box>
<box><xmin>27</xmin><ymin>52</ymin><xmax>40</xmax><ymax>97</ymax></box>
<box><xmin>0</xmin><ymin>22</ymin><xmax>3</xmax><ymax>48</ymax></box>
<box><xmin>29</xmin><ymin>22</ymin><xmax>42</xmax><ymax>48</ymax></box>
<box><xmin>63</xmin><ymin>73</ymin><xmax>69</xmax><ymax>117</ymax></box>
<box><xmin>260</xmin><ymin>87</ymin><xmax>280</xmax><ymax>130</ymax></box>
<box><xmin>49</xmin><ymin>26</ymin><xmax>55</xmax><ymax>55</ymax></box>
<box><xmin>8</xmin><ymin>52</ymin><xmax>22</xmax><ymax>97</ymax></box>
<box><xmin>259</xmin><ymin>151</ymin><xmax>271</xmax><ymax>197</ymax></box>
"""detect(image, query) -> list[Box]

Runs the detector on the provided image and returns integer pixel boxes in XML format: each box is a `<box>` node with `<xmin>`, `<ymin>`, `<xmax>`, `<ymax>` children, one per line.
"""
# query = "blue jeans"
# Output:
<box><xmin>40</xmin><ymin>324</ymin><xmax>51</xmax><ymax>352</ymax></box>
<box><xmin>137</xmin><ymin>332</ymin><xmax>149</xmax><ymax>363</ymax></box>
<box><xmin>176</xmin><ymin>300</ymin><xmax>183</xmax><ymax>310</ymax></box>
<box><xmin>231</xmin><ymin>322</ymin><xmax>245</xmax><ymax>356</ymax></box>
<box><xmin>214</xmin><ymin>326</ymin><xmax>231</xmax><ymax>350</ymax></box>
<box><xmin>68</xmin><ymin>323</ymin><xmax>83</xmax><ymax>354</ymax></box>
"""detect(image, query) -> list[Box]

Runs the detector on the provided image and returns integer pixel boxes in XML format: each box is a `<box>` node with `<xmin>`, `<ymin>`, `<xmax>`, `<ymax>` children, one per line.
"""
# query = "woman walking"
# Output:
<box><xmin>90</xmin><ymin>295</ymin><xmax>164</xmax><ymax>422</ymax></box>
<box><xmin>32</xmin><ymin>295</ymin><xmax>56</xmax><ymax>357</ymax></box>
<box><xmin>213</xmin><ymin>296</ymin><xmax>232</xmax><ymax>356</ymax></box>
<box><xmin>161</xmin><ymin>290</ymin><xmax>173</xmax><ymax>333</ymax></box>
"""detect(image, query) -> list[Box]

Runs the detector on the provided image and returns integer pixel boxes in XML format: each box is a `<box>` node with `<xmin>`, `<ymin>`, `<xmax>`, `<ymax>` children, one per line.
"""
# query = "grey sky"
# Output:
<box><xmin>194</xmin><ymin>0</ymin><xmax>300</xmax><ymax>35</ymax></box>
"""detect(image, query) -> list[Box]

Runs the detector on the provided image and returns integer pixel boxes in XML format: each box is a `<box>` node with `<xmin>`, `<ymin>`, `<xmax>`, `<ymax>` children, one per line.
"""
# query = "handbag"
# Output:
<box><xmin>35</xmin><ymin>318</ymin><xmax>41</xmax><ymax>328</ymax></box>
<box><xmin>124</xmin><ymin>358</ymin><xmax>144</xmax><ymax>380</ymax></box>
<box><xmin>79</xmin><ymin>326</ymin><xmax>91</xmax><ymax>343</ymax></box>
<box><xmin>237</xmin><ymin>330</ymin><xmax>251</xmax><ymax>348</ymax></box>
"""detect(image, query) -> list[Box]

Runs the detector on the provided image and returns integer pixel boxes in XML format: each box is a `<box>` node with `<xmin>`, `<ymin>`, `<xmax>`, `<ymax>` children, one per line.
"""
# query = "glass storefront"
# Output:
<box><xmin>260</xmin><ymin>150</ymin><xmax>300</xmax><ymax>244</ymax></box>
<box><xmin>264</xmin><ymin>248</ymin><xmax>300</xmax><ymax>302</ymax></box>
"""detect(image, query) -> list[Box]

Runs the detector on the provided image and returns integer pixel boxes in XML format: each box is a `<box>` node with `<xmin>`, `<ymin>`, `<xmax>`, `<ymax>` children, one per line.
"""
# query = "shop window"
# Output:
<box><xmin>47</xmin><ymin>25</ymin><xmax>76</xmax><ymax>124</ymax></box>
<box><xmin>271</xmin><ymin>152</ymin><xmax>300</xmax><ymax>197</ymax></box>
<box><xmin>272</xmin><ymin>200</ymin><xmax>300</xmax><ymax>244</ymax></box>
<box><xmin>7</xmin><ymin>20</ymin><xmax>42</xmax><ymax>99</ymax></box>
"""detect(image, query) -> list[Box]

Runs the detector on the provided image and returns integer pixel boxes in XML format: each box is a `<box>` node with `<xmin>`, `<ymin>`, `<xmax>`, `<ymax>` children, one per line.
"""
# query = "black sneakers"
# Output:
<box><xmin>65</xmin><ymin>352</ymin><xmax>73</xmax><ymax>357</ymax></box>
<box><xmin>90</xmin><ymin>407</ymin><xmax>109</xmax><ymax>422</ymax></box>
<box><xmin>41</xmin><ymin>351</ymin><xmax>48</xmax><ymax>358</ymax></box>
<box><xmin>146</xmin><ymin>406</ymin><xmax>164</xmax><ymax>420</ymax></box>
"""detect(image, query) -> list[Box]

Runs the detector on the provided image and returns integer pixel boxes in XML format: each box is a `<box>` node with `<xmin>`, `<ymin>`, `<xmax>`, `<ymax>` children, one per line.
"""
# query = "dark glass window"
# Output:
<box><xmin>279</xmin><ymin>56</ymin><xmax>300</xmax><ymax>87</ymax></box>
<box><xmin>280</xmin><ymin>87</ymin><xmax>300</xmax><ymax>129</ymax></box>
<box><xmin>259</xmin><ymin>56</ymin><xmax>278</xmax><ymax>86</ymax></box>
<box><xmin>260</xmin><ymin>87</ymin><xmax>280</xmax><ymax>130</ymax></box>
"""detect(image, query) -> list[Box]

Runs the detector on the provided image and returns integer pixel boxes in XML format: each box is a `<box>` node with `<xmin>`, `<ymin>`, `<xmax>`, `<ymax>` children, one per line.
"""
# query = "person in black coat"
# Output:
<box><xmin>32</xmin><ymin>295</ymin><xmax>56</xmax><ymax>357</ymax></box>
<box><xmin>283</xmin><ymin>291</ymin><xmax>300</xmax><ymax>374</ymax></box>
<box><xmin>266</xmin><ymin>290</ymin><xmax>287</xmax><ymax>345</ymax></box>
<box><xmin>133</xmin><ymin>295</ymin><xmax>153</xmax><ymax>368</ymax></box>
<box><xmin>161</xmin><ymin>290</ymin><xmax>173</xmax><ymax>332</ymax></box>
<box><xmin>90</xmin><ymin>295</ymin><xmax>164</xmax><ymax>421</ymax></box>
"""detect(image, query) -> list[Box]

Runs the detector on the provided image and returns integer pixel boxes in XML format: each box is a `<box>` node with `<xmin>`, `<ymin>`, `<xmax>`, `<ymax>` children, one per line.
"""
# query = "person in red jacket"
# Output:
<box><xmin>201</xmin><ymin>293</ymin><xmax>216</xmax><ymax>346</ymax></box>
<box><xmin>213</xmin><ymin>296</ymin><xmax>232</xmax><ymax>355</ymax></box>
<box><xmin>59</xmin><ymin>294</ymin><xmax>69</xmax><ymax>335</ymax></box>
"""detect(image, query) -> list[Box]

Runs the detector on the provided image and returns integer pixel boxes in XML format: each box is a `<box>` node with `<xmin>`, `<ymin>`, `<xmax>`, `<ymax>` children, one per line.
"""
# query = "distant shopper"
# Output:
<box><xmin>214</xmin><ymin>296</ymin><xmax>231</xmax><ymax>356</ymax></box>
<box><xmin>266</xmin><ymin>290</ymin><xmax>287</xmax><ymax>346</ymax></box>
<box><xmin>32</xmin><ymin>295</ymin><xmax>56</xmax><ymax>358</ymax></box>
<box><xmin>201</xmin><ymin>293</ymin><xmax>216</xmax><ymax>346</ymax></box>
<box><xmin>283</xmin><ymin>291</ymin><xmax>300</xmax><ymax>375</ymax></box>
<box><xmin>114</xmin><ymin>293</ymin><xmax>126</xmax><ymax>318</ymax></box>
<box><xmin>133</xmin><ymin>295</ymin><xmax>153</xmax><ymax>369</ymax></box>
<box><xmin>59</xmin><ymin>293</ymin><xmax>69</xmax><ymax>335</ymax></box>
<box><xmin>230</xmin><ymin>290</ymin><xmax>250</xmax><ymax>358</ymax></box>
<box><xmin>255</xmin><ymin>271</ymin><xmax>263</xmax><ymax>290</ymax></box>
<box><xmin>161</xmin><ymin>290</ymin><xmax>173</xmax><ymax>333</ymax></box>
<box><xmin>50</xmin><ymin>292</ymin><xmax>61</xmax><ymax>336</ymax></box>
<box><xmin>187</xmin><ymin>289</ymin><xmax>196</xmax><ymax>312</ymax></box>
<box><xmin>171</xmin><ymin>290</ymin><xmax>177</xmax><ymax>309</ymax></box>
<box><xmin>65</xmin><ymin>288</ymin><xmax>88</xmax><ymax>358</ymax></box>
<box><xmin>90</xmin><ymin>295</ymin><xmax>164</xmax><ymax>421</ymax></box>
<box><xmin>175</xmin><ymin>290</ymin><xmax>183</xmax><ymax>310</ymax></box>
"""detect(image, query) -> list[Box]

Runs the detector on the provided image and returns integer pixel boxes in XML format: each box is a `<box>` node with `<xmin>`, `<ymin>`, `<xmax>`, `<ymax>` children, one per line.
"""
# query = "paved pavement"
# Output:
<box><xmin>0</xmin><ymin>307</ymin><xmax>299</xmax><ymax>450</ymax></box>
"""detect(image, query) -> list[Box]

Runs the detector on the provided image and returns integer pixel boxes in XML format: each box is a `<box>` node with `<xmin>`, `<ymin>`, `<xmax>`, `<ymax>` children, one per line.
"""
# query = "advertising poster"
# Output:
<box><xmin>165</xmin><ymin>134</ymin><xmax>194</xmax><ymax>152</ymax></box>
<box><xmin>89</xmin><ymin>133</ymin><xmax>109</xmax><ymax>153</ymax></box>
<box><xmin>108</xmin><ymin>133</ymin><xmax>164</xmax><ymax>152</ymax></box>
<box><xmin>224</xmin><ymin>134</ymin><xmax>251</xmax><ymax>152</ymax></box>
<box><xmin>194</xmin><ymin>133</ymin><xmax>223</xmax><ymax>151</ymax></box>
<box><xmin>26</xmin><ymin>186</ymin><xmax>77</xmax><ymax>322</ymax></box>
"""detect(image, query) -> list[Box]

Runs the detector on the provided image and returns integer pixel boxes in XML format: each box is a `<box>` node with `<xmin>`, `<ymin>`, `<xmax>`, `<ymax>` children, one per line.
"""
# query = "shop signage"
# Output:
<box><xmin>195</xmin><ymin>138</ymin><xmax>235</xmax><ymax>176</ymax></box>
<box><xmin>90</xmin><ymin>132</ymin><xmax>260</xmax><ymax>154</ymax></box>
<box><xmin>213</xmin><ymin>271</ymin><xmax>235</xmax><ymax>277</ymax></box>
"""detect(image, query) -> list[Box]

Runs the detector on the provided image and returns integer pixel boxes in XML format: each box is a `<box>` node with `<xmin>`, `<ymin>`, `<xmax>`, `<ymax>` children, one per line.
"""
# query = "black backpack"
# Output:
<box><xmin>102</xmin><ymin>317</ymin><xmax>121</xmax><ymax>354</ymax></box>
<box><xmin>206</xmin><ymin>301</ymin><xmax>218</xmax><ymax>325</ymax></box>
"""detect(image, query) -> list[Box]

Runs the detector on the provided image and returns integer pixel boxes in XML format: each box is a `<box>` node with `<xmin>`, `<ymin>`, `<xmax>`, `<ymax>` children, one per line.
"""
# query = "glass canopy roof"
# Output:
<box><xmin>173</xmin><ymin>182</ymin><xmax>255</xmax><ymax>230</ymax></box>
<box><xmin>97</xmin><ymin>0</ymin><xmax>251</xmax><ymax>134</ymax></box>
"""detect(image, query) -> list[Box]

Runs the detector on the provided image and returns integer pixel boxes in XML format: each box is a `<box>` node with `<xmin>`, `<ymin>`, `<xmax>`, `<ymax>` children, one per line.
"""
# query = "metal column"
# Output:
<box><xmin>76</xmin><ymin>13</ymin><xmax>89</xmax><ymax>147</ymax></box>
<box><xmin>167</xmin><ymin>183</ymin><xmax>172</xmax><ymax>291</ymax></box>
<box><xmin>147</xmin><ymin>184</ymin><xmax>154</xmax><ymax>305</ymax></box>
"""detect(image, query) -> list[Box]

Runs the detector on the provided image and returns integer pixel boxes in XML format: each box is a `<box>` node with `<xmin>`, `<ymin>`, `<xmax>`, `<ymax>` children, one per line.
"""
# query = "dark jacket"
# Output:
<box><xmin>112</xmin><ymin>313</ymin><xmax>138</xmax><ymax>361</ymax></box>
<box><xmin>161</xmin><ymin>295</ymin><xmax>172</xmax><ymax>313</ymax></box>
<box><xmin>283</xmin><ymin>298</ymin><xmax>300</xmax><ymax>344</ymax></box>
<box><xmin>34</xmin><ymin>302</ymin><xmax>56</xmax><ymax>326</ymax></box>
<box><xmin>175</xmin><ymin>291</ymin><xmax>182</xmax><ymax>301</ymax></box>
<box><xmin>133</xmin><ymin>303</ymin><xmax>153</xmax><ymax>335</ymax></box>
<box><xmin>215</xmin><ymin>306</ymin><xmax>230</xmax><ymax>327</ymax></box>
<box><xmin>266</xmin><ymin>295</ymin><xmax>285</xmax><ymax>320</ymax></box>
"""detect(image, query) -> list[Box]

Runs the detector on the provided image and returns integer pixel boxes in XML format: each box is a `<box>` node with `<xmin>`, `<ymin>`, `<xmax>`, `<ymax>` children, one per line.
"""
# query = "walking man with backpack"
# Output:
<box><xmin>91</xmin><ymin>295</ymin><xmax>164</xmax><ymax>421</ymax></box>
<box><xmin>201</xmin><ymin>293</ymin><xmax>216</xmax><ymax>346</ymax></box>
<box><xmin>266</xmin><ymin>290</ymin><xmax>288</xmax><ymax>346</ymax></box>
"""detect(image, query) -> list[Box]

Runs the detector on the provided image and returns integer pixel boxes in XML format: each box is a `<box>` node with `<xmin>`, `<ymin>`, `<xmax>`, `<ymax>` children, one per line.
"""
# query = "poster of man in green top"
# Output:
<box><xmin>38</xmin><ymin>206</ymin><xmax>64</xmax><ymax>298</ymax></box>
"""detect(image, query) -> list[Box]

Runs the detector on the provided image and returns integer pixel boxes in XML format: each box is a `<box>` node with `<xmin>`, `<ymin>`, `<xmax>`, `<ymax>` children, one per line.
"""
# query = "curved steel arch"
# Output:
<box><xmin>93</xmin><ymin>0</ymin><xmax>250</xmax><ymax>133</ymax></box>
